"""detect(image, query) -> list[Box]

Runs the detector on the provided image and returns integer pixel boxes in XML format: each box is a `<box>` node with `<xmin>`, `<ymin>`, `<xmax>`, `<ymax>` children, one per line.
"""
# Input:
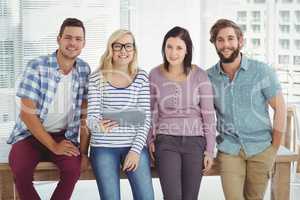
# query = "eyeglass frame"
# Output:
<box><xmin>111</xmin><ymin>42</ymin><xmax>135</xmax><ymax>52</ymax></box>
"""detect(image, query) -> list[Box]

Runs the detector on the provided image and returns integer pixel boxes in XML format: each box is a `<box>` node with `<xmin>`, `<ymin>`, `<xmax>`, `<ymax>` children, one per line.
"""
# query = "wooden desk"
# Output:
<box><xmin>0</xmin><ymin>140</ymin><xmax>298</xmax><ymax>200</ymax></box>
<box><xmin>284</xmin><ymin>105</ymin><xmax>300</xmax><ymax>172</ymax></box>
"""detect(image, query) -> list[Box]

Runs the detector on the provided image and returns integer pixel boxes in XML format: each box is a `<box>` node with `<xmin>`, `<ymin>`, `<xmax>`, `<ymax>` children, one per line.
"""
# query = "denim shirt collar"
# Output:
<box><xmin>217</xmin><ymin>53</ymin><xmax>249</xmax><ymax>75</ymax></box>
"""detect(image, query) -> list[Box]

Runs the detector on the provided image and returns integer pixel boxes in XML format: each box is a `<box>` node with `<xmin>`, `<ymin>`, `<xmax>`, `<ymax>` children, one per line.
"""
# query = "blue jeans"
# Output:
<box><xmin>90</xmin><ymin>146</ymin><xmax>154</xmax><ymax>200</ymax></box>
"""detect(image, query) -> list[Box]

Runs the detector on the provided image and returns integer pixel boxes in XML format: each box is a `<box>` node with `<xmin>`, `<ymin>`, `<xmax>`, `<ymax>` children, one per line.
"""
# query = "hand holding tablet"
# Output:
<box><xmin>102</xmin><ymin>108</ymin><xmax>146</xmax><ymax>126</ymax></box>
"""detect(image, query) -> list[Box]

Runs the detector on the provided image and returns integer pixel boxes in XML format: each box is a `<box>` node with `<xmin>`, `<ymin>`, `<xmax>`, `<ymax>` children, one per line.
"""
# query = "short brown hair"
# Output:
<box><xmin>58</xmin><ymin>18</ymin><xmax>85</xmax><ymax>38</ymax></box>
<box><xmin>209</xmin><ymin>19</ymin><xmax>243</xmax><ymax>43</ymax></box>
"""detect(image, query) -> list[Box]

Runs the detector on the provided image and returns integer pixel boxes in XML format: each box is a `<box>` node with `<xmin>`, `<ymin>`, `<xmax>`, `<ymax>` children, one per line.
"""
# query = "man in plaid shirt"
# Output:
<box><xmin>7</xmin><ymin>18</ymin><xmax>90</xmax><ymax>200</ymax></box>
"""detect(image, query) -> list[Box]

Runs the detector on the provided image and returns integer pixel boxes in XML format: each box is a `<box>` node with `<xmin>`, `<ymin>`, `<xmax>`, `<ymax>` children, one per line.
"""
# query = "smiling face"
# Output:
<box><xmin>164</xmin><ymin>36</ymin><xmax>187</xmax><ymax>68</ymax></box>
<box><xmin>57</xmin><ymin>26</ymin><xmax>85</xmax><ymax>60</ymax></box>
<box><xmin>215</xmin><ymin>27</ymin><xmax>243</xmax><ymax>63</ymax></box>
<box><xmin>111</xmin><ymin>34</ymin><xmax>135</xmax><ymax>68</ymax></box>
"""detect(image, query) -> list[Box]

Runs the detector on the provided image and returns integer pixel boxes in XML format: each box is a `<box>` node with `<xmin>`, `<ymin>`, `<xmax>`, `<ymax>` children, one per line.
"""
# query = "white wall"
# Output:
<box><xmin>131</xmin><ymin>0</ymin><xmax>241</xmax><ymax>72</ymax></box>
<box><xmin>199</xmin><ymin>0</ymin><xmax>239</xmax><ymax>69</ymax></box>
<box><xmin>132</xmin><ymin>0</ymin><xmax>201</xmax><ymax>72</ymax></box>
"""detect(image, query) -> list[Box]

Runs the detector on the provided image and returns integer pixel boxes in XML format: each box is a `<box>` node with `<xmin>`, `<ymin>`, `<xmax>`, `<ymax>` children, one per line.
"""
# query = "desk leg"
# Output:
<box><xmin>284</xmin><ymin>112</ymin><xmax>292</xmax><ymax>149</ymax></box>
<box><xmin>271</xmin><ymin>162</ymin><xmax>291</xmax><ymax>200</ymax></box>
<box><xmin>297</xmin><ymin>147</ymin><xmax>300</xmax><ymax>173</ymax></box>
<box><xmin>0</xmin><ymin>170</ymin><xmax>17</xmax><ymax>200</ymax></box>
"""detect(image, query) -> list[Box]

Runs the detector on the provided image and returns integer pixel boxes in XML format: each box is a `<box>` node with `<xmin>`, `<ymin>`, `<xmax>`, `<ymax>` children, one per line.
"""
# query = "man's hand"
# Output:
<box><xmin>122</xmin><ymin>151</ymin><xmax>140</xmax><ymax>172</ymax></box>
<box><xmin>271</xmin><ymin>130</ymin><xmax>282</xmax><ymax>150</ymax></box>
<box><xmin>52</xmin><ymin>140</ymin><xmax>80</xmax><ymax>156</ymax></box>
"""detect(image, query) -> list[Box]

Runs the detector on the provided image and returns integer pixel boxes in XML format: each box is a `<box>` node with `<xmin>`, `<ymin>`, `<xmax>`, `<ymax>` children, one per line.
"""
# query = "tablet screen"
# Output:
<box><xmin>102</xmin><ymin>108</ymin><xmax>146</xmax><ymax>126</ymax></box>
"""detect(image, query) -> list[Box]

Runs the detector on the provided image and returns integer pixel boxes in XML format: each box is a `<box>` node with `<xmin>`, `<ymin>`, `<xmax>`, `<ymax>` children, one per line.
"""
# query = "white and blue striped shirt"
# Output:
<box><xmin>87</xmin><ymin>69</ymin><xmax>151</xmax><ymax>154</ymax></box>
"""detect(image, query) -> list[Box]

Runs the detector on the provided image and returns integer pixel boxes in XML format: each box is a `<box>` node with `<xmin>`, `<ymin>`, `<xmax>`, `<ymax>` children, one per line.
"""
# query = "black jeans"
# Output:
<box><xmin>155</xmin><ymin>135</ymin><xmax>206</xmax><ymax>200</ymax></box>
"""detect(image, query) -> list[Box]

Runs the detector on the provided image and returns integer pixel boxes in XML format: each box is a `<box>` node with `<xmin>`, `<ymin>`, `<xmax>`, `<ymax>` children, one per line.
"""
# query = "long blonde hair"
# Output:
<box><xmin>98</xmin><ymin>29</ymin><xmax>138</xmax><ymax>77</ymax></box>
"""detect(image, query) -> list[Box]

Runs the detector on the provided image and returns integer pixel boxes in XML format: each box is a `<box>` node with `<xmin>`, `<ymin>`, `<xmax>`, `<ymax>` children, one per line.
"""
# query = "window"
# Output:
<box><xmin>279</xmin><ymin>11</ymin><xmax>290</xmax><ymax>22</ymax></box>
<box><xmin>279</xmin><ymin>39</ymin><xmax>290</xmax><ymax>49</ymax></box>
<box><xmin>294</xmin><ymin>56</ymin><xmax>300</xmax><ymax>65</ymax></box>
<box><xmin>295</xmin><ymin>40</ymin><xmax>300</xmax><ymax>50</ymax></box>
<box><xmin>0</xmin><ymin>0</ymin><xmax>9</xmax><ymax>16</ymax></box>
<box><xmin>121</xmin><ymin>0</ymin><xmax>131</xmax><ymax>29</ymax></box>
<box><xmin>279</xmin><ymin>25</ymin><xmax>290</xmax><ymax>33</ymax></box>
<box><xmin>251</xmin><ymin>38</ymin><xmax>261</xmax><ymax>48</ymax></box>
<box><xmin>0</xmin><ymin>0</ymin><xmax>131</xmax><ymax>137</ymax></box>
<box><xmin>2</xmin><ymin>114</ymin><xmax>9</xmax><ymax>122</ymax></box>
<box><xmin>252</xmin><ymin>24</ymin><xmax>260</xmax><ymax>32</ymax></box>
<box><xmin>243</xmin><ymin>39</ymin><xmax>247</xmax><ymax>48</ymax></box>
<box><xmin>235</xmin><ymin>0</ymin><xmax>300</xmax><ymax>103</ymax></box>
<box><xmin>254</xmin><ymin>0</ymin><xmax>266</xmax><ymax>3</ymax></box>
<box><xmin>0</xmin><ymin>41</ymin><xmax>15</xmax><ymax>88</ymax></box>
<box><xmin>252</xmin><ymin>11</ymin><xmax>261</xmax><ymax>22</ymax></box>
<box><xmin>237</xmin><ymin>11</ymin><xmax>247</xmax><ymax>22</ymax></box>
<box><xmin>239</xmin><ymin>24</ymin><xmax>247</xmax><ymax>32</ymax></box>
<box><xmin>295</xmin><ymin>11</ymin><xmax>300</xmax><ymax>23</ymax></box>
<box><xmin>282</xmin><ymin>0</ymin><xmax>293</xmax><ymax>3</ymax></box>
<box><xmin>296</xmin><ymin>25</ymin><xmax>300</xmax><ymax>33</ymax></box>
<box><xmin>279</xmin><ymin>55</ymin><xmax>290</xmax><ymax>64</ymax></box>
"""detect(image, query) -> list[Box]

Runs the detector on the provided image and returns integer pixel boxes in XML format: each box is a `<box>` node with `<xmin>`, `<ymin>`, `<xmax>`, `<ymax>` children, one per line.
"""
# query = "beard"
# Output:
<box><xmin>216</xmin><ymin>46</ymin><xmax>240</xmax><ymax>63</ymax></box>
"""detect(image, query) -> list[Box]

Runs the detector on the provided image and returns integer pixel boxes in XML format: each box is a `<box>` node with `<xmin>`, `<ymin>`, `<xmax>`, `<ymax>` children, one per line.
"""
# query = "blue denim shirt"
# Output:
<box><xmin>207</xmin><ymin>54</ymin><xmax>282</xmax><ymax>157</ymax></box>
<box><xmin>7</xmin><ymin>51</ymin><xmax>90</xmax><ymax>145</ymax></box>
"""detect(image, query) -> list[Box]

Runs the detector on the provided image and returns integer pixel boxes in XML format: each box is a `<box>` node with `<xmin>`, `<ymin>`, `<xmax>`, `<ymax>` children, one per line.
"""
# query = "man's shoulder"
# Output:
<box><xmin>244</xmin><ymin>56</ymin><xmax>270</xmax><ymax>70</ymax></box>
<box><xmin>76</xmin><ymin>57</ymin><xmax>89</xmax><ymax>66</ymax></box>
<box><xmin>206</xmin><ymin>63</ymin><xmax>218</xmax><ymax>77</ymax></box>
<box><xmin>76</xmin><ymin>57</ymin><xmax>90</xmax><ymax>68</ymax></box>
<box><xmin>244</xmin><ymin>57</ymin><xmax>275</xmax><ymax>78</ymax></box>
<box><xmin>75</xmin><ymin>57</ymin><xmax>91</xmax><ymax>75</ymax></box>
<box><xmin>26</xmin><ymin>54</ymin><xmax>52</xmax><ymax>69</ymax></box>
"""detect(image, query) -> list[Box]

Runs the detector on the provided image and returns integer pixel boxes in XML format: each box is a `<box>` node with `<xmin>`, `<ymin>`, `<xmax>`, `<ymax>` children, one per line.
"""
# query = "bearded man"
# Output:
<box><xmin>207</xmin><ymin>19</ymin><xmax>286</xmax><ymax>200</ymax></box>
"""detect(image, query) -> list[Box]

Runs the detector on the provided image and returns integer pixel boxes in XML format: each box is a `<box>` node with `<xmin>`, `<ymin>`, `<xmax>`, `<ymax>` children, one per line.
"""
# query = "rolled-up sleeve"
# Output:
<box><xmin>17</xmin><ymin>60</ymin><xmax>41</xmax><ymax>102</ymax></box>
<box><xmin>261</xmin><ymin>66</ymin><xmax>282</xmax><ymax>101</ymax></box>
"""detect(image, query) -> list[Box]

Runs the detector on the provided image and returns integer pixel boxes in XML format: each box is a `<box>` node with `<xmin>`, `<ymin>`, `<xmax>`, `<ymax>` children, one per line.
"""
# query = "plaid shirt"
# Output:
<box><xmin>7</xmin><ymin>51</ymin><xmax>90</xmax><ymax>144</ymax></box>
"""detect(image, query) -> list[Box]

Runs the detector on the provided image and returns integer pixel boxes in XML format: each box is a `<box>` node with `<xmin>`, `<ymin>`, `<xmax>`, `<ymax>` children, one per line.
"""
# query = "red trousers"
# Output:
<box><xmin>9</xmin><ymin>134</ymin><xmax>81</xmax><ymax>200</ymax></box>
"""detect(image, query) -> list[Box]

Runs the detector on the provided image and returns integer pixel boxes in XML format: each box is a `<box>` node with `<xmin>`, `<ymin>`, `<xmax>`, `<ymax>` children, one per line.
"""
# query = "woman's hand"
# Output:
<box><xmin>80</xmin><ymin>153</ymin><xmax>90</xmax><ymax>172</ymax></box>
<box><xmin>149</xmin><ymin>143</ymin><xmax>155</xmax><ymax>161</ymax></box>
<box><xmin>202</xmin><ymin>154</ymin><xmax>214</xmax><ymax>174</ymax></box>
<box><xmin>122</xmin><ymin>151</ymin><xmax>140</xmax><ymax>172</ymax></box>
<box><xmin>99</xmin><ymin>119</ymin><xmax>118</xmax><ymax>133</ymax></box>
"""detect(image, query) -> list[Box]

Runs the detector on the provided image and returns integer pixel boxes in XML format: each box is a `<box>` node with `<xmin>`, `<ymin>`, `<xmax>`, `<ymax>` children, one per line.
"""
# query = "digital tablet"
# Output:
<box><xmin>102</xmin><ymin>108</ymin><xmax>146</xmax><ymax>126</ymax></box>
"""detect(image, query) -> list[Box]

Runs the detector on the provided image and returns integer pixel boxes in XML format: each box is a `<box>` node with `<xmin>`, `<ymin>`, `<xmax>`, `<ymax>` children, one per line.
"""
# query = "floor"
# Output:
<box><xmin>35</xmin><ymin>173</ymin><xmax>300</xmax><ymax>200</ymax></box>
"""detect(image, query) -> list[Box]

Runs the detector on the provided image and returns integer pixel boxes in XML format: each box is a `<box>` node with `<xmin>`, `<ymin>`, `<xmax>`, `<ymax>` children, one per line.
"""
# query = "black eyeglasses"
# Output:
<box><xmin>112</xmin><ymin>42</ymin><xmax>135</xmax><ymax>52</ymax></box>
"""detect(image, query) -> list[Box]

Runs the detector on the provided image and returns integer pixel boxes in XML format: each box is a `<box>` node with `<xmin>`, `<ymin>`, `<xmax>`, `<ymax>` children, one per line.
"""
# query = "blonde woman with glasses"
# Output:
<box><xmin>85</xmin><ymin>29</ymin><xmax>154</xmax><ymax>200</ymax></box>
